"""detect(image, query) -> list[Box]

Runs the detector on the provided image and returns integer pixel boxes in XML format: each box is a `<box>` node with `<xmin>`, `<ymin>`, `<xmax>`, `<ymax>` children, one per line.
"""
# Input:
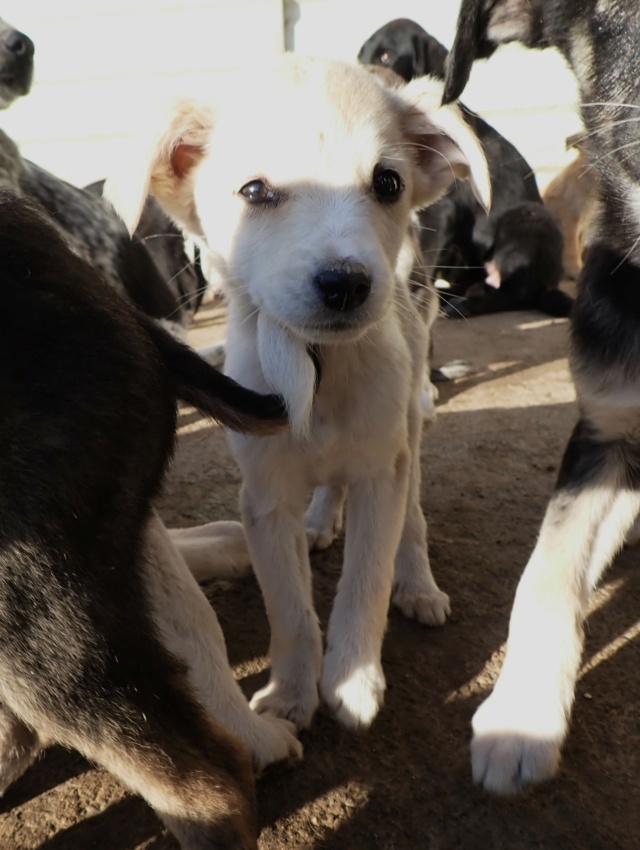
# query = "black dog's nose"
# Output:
<box><xmin>4</xmin><ymin>30</ymin><xmax>34</xmax><ymax>59</ymax></box>
<box><xmin>314</xmin><ymin>263</ymin><xmax>371</xmax><ymax>312</ymax></box>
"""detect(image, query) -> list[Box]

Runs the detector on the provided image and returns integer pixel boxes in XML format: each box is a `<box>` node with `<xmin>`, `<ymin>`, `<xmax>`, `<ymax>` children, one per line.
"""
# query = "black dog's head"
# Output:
<box><xmin>441</xmin><ymin>0</ymin><xmax>618</xmax><ymax>104</ymax></box>
<box><xmin>443</xmin><ymin>0</ymin><xmax>562</xmax><ymax>104</ymax></box>
<box><xmin>358</xmin><ymin>17</ymin><xmax>450</xmax><ymax>82</ymax></box>
<box><xmin>0</xmin><ymin>16</ymin><xmax>34</xmax><ymax>108</ymax></box>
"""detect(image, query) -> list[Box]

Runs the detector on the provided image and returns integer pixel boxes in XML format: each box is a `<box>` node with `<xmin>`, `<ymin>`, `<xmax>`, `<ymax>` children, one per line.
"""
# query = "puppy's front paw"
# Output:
<box><xmin>392</xmin><ymin>586</ymin><xmax>451</xmax><ymax>626</ymax></box>
<box><xmin>250</xmin><ymin>676</ymin><xmax>319</xmax><ymax>731</ymax></box>
<box><xmin>471</xmin><ymin>689</ymin><xmax>566</xmax><ymax>794</ymax></box>
<box><xmin>251</xmin><ymin>714</ymin><xmax>303</xmax><ymax>773</ymax></box>
<box><xmin>320</xmin><ymin>653</ymin><xmax>386</xmax><ymax>729</ymax></box>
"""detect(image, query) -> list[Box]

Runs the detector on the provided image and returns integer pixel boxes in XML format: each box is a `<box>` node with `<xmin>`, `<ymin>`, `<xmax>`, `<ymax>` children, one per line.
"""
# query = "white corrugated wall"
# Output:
<box><xmin>1</xmin><ymin>0</ymin><xmax>580</xmax><ymax>190</ymax></box>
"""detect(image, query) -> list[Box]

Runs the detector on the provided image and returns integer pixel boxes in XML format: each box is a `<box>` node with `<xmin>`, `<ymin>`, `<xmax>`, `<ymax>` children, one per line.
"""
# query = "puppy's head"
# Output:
<box><xmin>443</xmin><ymin>0</ymin><xmax>548</xmax><ymax>104</ymax></box>
<box><xmin>106</xmin><ymin>56</ymin><xmax>489</xmax><ymax>437</ymax></box>
<box><xmin>107</xmin><ymin>54</ymin><xmax>489</xmax><ymax>346</ymax></box>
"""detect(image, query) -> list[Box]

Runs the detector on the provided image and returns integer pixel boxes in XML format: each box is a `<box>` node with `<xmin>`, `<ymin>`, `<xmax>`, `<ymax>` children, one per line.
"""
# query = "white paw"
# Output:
<box><xmin>471</xmin><ymin>689</ymin><xmax>566</xmax><ymax>794</ymax></box>
<box><xmin>305</xmin><ymin>486</ymin><xmax>345</xmax><ymax>551</ymax></box>
<box><xmin>251</xmin><ymin>713</ymin><xmax>303</xmax><ymax>773</ymax></box>
<box><xmin>421</xmin><ymin>379</ymin><xmax>439</xmax><ymax>425</ymax></box>
<box><xmin>320</xmin><ymin>654</ymin><xmax>386</xmax><ymax>729</ymax></box>
<box><xmin>392</xmin><ymin>586</ymin><xmax>451</xmax><ymax>625</ymax></box>
<box><xmin>305</xmin><ymin>524</ymin><xmax>339</xmax><ymax>552</ymax></box>
<box><xmin>250</xmin><ymin>676</ymin><xmax>319</xmax><ymax>731</ymax></box>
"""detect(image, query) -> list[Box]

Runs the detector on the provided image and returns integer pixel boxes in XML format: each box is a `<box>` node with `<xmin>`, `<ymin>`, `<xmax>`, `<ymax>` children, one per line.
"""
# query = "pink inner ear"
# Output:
<box><xmin>171</xmin><ymin>142</ymin><xmax>203</xmax><ymax>179</ymax></box>
<box><xmin>410</xmin><ymin>132</ymin><xmax>450</xmax><ymax>169</ymax></box>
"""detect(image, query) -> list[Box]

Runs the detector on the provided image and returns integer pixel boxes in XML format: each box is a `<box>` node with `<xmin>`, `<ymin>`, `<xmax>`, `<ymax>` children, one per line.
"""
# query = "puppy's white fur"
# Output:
<box><xmin>107</xmin><ymin>55</ymin><xmax>489</xmax><ymax>730</ymax></box>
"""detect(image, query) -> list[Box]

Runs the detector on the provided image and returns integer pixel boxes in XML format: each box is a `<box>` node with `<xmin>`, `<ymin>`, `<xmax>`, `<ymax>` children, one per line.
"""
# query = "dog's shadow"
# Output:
<box><xmin>33</xmin><ymin>795</ymin><xmax>169</xmax><ymax>850</ymax></box>
<box><xmin>430</xmin><ymin>309</ymin><xmax>572</xmax><ymax>404</ymax></box>
<box><xmin>0</xmin><ymin>747</ymin><xmax>89</xmax><ymax>814</ymax></box>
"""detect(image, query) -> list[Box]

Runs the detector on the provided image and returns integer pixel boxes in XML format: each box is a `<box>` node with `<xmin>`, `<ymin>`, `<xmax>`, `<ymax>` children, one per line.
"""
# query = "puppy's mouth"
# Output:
<box><xmin>296</xmin><ymin>314</ymin><xmax>373</xmax><ymax>344</ymax></box>
<box><xmin>0</xmin><ymin>69</ymin><xmax>33</xmax><ymax>97</ymax></box>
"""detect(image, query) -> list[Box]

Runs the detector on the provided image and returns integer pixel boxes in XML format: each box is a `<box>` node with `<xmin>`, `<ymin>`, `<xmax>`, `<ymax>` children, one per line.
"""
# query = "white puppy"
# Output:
<box><xmin>107</xmin><ymin>54</ymin><xmax>490</xmax><ymax>730</ymax></box>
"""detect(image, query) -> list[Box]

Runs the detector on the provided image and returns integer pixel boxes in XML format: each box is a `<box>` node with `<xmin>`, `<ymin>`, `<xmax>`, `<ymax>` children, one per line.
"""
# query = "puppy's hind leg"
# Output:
<box><xmin>392</xmin><ymin>397</ymin><xmax>450</xmax><ymax>625</ymax></box>
<box><xmin>169</xmin><ymin>520</ymin><xmax>251</xmax><ymax>581</ymax></box>
<box><xmin>0</xmin><ymin>703</ymin><xmax>41</xmax><ymax>796</ymax></box>
<box><xmin>471</xmin><ymin>419</ymin><xmax>640</xmax><ymax>795</ymax></box>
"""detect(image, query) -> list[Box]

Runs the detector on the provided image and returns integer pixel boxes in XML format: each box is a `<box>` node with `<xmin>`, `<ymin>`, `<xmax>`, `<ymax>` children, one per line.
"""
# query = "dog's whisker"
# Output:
<box><xmin>581</xmin><ymin>101</ymin><xmax>640</xmax><ymax>111</ymax></box>
<box><xmin>578</xmin><ymin>138</ymin><xmax>640</xmax><ymax>177</ymax></box>
<box><xmin>135</xmin><ymin>232</ymin><xmax>188</xmax><ymax>243</ymax></box>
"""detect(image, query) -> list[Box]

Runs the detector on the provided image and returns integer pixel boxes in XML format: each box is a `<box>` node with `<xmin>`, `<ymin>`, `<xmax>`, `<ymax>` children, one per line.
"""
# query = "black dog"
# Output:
<box><xmin>0</xmin><ymin>16</ymin><xmax>33</xmax><ymax>107</ymax></box>
<box><xmin>450</xmin><ymin>201</ymin><xmax>566</xmax><ymax>317</ymax></box>
<box><xmin>443</xmin><ymin>0</ymin><xmax>640</xmax><ymax>795</ymax></box>
<box><xmin>359</xmin><ymin>18</ymin><xmax>571</xmax><ymax>318</ymax></box>
<box><xmin>0</xmin><ymin>191</ymin><xmax>299</xmax><ymax>848</ymax></box>
<box><xmin>87</xmin><ymin>179</ymin><xmax>208</xmax><ymax>319</ymax></box>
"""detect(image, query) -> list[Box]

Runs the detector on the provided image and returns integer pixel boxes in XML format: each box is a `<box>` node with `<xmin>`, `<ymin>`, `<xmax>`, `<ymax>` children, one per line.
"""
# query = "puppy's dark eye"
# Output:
<box><xmin>372</xmin><ymin>166</ymin><xmax>403</xmax><ymax>203</ymax></box>
<box><xmin>239</xmin><ymin>179</ymin><xmax>281</xmax><ymax>206</ymax></box>
<box><xmin>379</xmin><ymin>50</ymin><xmax>395</xmax><ymax>65</ymax></box>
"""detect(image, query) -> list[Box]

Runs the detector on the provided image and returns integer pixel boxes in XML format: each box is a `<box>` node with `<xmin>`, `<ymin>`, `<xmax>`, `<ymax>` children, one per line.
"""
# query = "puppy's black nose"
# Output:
<box><xmin>314</xmin><ymin>263</ymin><xmax>371</xmax><ymax>312</ymax></box>
<box><xmin>4</xmin><ymin>30</ymin><xmax>34</xmax><ymax>59</ymax></box>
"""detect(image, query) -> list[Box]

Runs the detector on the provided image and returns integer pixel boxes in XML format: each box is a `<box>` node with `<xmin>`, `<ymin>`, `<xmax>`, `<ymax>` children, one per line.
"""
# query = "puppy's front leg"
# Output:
<box><xmin>321</xmin><ymin>451</ymin><xmax>410</xmax><ymax>728</ymax></box>
<box><xmin>472</xmin><ymin>420</ymin><xmax>640</xmax><ymax>794</ymax></box>
<box><xmin>242</xmin><ymin>486</ymin><xmax>323</xmax><ymax>730</ymax></box>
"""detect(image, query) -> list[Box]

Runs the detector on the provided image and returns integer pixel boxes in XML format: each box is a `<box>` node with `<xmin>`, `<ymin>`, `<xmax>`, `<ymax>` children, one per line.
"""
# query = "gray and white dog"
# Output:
<box><xmin>444</xmin><ymin>0</ymin><xmax>640</xmax><ymax>795</ymax></box>
<box><xmin>0</xmin><ymin>16</ymin><xmax>201</xmax><ymax>336</ymax></box>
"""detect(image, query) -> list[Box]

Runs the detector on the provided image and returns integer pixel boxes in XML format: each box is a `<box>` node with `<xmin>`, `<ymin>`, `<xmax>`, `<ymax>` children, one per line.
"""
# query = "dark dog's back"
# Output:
<box><xmin>0</xmin><ymin>192</ymin><xmax>289</xmax><ymax>848</ymax></box>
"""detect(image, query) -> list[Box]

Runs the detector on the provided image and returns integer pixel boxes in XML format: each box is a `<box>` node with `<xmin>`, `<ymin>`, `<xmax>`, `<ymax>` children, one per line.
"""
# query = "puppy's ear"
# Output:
<box><xmin>257</xmin><ymin>312</ymin><xmax>316</xmax><ymax>441</ymax></box>
<box><xmin>398</xmin><ymin>76</ymin><xmax>491</xmax><ymax>212</ymax></box>
<box><xmin>104</xmin><ymin>98</ymin><xmax>214</xmax><ymax>235</ymax></box>
<box><xmin>443</xmin><ymin>0</ymin><xmax>544</xmax><ymax>104</ymax></box>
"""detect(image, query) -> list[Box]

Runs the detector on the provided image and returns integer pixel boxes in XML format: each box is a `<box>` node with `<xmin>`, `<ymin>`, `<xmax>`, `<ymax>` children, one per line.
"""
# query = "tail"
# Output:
<box><xmin>535</xmin><ymin>287</ymin><xmax>574</xmax><ymax>318</ymax></box>
<box><xmin>139</xmin><ymin>314</ymin><xmax>288</xmax><ymax>436</ymax></box>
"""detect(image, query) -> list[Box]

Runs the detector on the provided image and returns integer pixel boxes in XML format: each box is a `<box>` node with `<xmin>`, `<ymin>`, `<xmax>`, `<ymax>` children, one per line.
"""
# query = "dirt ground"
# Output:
<box><xmin>2</xmin><ymin>301</ymin><xmax>640</xmax><ymax>850</ymax></box>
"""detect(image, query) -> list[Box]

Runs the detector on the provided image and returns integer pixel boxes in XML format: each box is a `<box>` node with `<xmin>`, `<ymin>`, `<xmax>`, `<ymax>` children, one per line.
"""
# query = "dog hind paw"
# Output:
<box><xmin>250</xmin><ymin>678</ymin><xmax>319</xmax><ymax>731</ymax></box>
<box><xmin>251</xmin><ymin>714</ymin><xmax>303</xmax><ymax>773</ymax></box>
<box><xmin>392</xmin><ymin>587</ymin><xmax>451</xmax><ymax>625</ymax></box>
<box><xmin>305</xmin><ymin>524</ymin><xmax>338</xmax><ymax>552</ymax></box>
<box><xmin>305</xmin><ymin>485</ymin><xmax>345</xmax><ymax>551</ymax></box>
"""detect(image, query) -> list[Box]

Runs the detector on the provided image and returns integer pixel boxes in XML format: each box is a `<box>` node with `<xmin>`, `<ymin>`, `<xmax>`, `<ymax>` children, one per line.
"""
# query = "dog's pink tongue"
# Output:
<box><xmin>484</xmin><ymin>260</ymin><xmax>501</xmax><ymax>289</ymax></box>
